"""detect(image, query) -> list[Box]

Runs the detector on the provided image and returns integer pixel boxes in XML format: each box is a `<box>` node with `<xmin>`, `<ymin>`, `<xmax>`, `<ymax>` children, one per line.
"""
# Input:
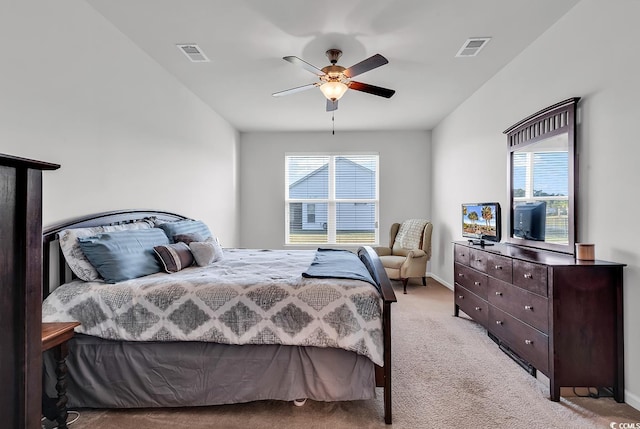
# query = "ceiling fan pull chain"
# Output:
<box><xmin>332</xmin><ymin>111</ymin><xmax>335</xmax><ymax>135</ymax></box>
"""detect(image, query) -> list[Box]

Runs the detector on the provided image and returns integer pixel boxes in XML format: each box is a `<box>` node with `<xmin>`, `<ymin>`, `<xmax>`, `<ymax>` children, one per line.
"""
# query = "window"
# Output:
<box><xmin>285</xmin><ymin>154</ymin><xmax>379</xmax><ymax>245</ymax></box>
<box><xmin>307</xmin><ymin>204</ymin><xmax>316</xmax><ymax>223</ymax></box>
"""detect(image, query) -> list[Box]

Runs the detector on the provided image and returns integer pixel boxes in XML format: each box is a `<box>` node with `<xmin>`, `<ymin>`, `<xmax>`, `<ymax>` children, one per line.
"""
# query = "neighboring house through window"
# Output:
<box><xmin>285</xmin><ymin>154</ymin><xmax>379</xmax><ymax>245</ymax></box>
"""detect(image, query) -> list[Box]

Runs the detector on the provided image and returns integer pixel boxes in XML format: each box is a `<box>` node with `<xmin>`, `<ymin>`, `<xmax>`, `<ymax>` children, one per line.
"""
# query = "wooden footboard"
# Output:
<box><xmin>42</xmin><ymin>210</ymin><xmax>397</xmax><ymax>424</ymax></box>
<box><xmin>358</xmin><ymin>246</ymin><xmax>397</xmax><ymax>424</ymax></box>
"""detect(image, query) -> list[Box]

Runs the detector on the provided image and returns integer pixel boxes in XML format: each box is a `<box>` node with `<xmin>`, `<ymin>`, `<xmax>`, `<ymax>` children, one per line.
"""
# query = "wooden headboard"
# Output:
<box><xmin>42</xmin><ymin>209</ymin><xmax>188</xmax><ymax>299</ymax></box>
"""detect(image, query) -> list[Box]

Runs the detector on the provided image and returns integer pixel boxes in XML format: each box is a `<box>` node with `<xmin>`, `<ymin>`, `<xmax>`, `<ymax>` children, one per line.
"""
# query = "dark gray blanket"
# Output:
<box><xmin>302</xmin><ymin>248</ymin><xmax>379</xmax><ymax>290</ymax></box>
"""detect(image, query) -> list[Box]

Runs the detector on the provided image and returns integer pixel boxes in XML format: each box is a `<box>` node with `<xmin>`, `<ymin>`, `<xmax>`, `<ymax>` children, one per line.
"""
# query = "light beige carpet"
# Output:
<box><xmin>52</xmin><ymin>279</ymin><xmax>640</xmax><ymax>429</ymax></box>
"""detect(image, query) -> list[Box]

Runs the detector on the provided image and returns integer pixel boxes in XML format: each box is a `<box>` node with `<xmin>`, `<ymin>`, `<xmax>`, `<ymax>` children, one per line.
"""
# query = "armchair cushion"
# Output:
<box><xmin>378</xmin><ymin>255</ymin><xmax>406</xmax><ymax>271</ymax></box>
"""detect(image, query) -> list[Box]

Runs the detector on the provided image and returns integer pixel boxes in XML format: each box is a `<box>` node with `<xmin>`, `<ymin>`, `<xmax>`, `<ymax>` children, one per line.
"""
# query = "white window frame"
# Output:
<box><xmin>285</xmin><ymin>153</ymin><xmax>379</xmax><ymax>246</ymax></box>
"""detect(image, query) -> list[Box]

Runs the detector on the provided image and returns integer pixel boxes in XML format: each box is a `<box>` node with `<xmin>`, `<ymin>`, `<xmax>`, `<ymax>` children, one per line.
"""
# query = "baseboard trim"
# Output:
<box><xmin>625</xmin><ymin>389</ymin><xmax>640</xmax><ymax>412</ymax></box>
<box><xmin>427</xmin><ymin>273</ymin><xmax>453</xmax><ymax>290</ymax></box>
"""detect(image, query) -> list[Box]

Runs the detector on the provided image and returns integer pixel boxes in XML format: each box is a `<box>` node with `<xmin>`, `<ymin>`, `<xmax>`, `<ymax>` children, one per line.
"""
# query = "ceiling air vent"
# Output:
<box><xmin>177</xmin><ymin>44</ymin><xmax>210</xmax><ymax>62</ymax></box>
<box><xmin>455</xmin><ymin>37</ymin><xmax>491</xmax><ymax>57</ymax></box>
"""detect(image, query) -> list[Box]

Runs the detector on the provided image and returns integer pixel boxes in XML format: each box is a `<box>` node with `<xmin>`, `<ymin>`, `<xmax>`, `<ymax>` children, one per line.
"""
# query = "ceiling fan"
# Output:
<box><xmin>272</xmin><ymin>49</ymin><xmax>395</xmax><ymax>112</ymax></box>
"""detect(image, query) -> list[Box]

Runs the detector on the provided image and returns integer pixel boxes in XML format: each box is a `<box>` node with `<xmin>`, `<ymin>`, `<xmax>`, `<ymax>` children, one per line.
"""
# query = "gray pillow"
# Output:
<box><xmin>78</xmin><ymin>229</ymin><xmax>169</xmax><ymax>283</ymax></box>
<box><xmin>189</xmin><ymin>237</ymin><xmax>223</xmax><ymax>267</ymax></box>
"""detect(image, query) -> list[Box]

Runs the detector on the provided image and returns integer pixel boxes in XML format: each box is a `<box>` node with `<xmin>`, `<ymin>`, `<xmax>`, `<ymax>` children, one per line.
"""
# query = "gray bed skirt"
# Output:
<box><xmin>43</xmin><ymin>334</ymin><xmax>376</xmax><ymax>409</ymax></box>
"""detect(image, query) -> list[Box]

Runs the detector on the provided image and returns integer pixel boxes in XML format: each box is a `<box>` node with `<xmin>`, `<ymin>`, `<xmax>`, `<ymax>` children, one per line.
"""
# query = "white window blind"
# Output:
<box><xmin>285</xmin><ymin>154</ymin><xmax>379</xmax><ymax>245</ymax></box>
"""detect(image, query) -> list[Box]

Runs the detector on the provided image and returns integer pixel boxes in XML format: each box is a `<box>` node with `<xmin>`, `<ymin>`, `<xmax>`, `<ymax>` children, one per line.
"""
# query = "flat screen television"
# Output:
<box><xmin>461</xmin><ymin>202</ymin><xmax>501</xmax><ymax>246</ymax></box>
<box><xmin>513</xmin><ymin>201</ymin><xmax>546</xmax><ymax>241</ymax></box>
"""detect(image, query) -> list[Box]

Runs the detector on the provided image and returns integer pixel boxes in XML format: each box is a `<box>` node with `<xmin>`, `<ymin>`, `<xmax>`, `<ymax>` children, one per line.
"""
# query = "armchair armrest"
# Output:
<box><xmin>373</xmin><ymin>246</ymin><xmax>392</xmax><ymax>257</ymax></box>
<box><xmin>406</xmin><ymin>249</ymin><xmax>427</xmax><ymax>259</ymax></box>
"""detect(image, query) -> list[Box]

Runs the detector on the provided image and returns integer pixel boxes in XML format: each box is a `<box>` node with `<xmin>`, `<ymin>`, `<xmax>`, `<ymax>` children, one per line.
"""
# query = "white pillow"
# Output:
<box><xmin>189</xmin><ymin>237</ymin><xmax>223</xmax><ymax>267</ymax></box>
<box><xmin>58</xmin><ymin>221</ymin><xmax>152</xmax><ymax>281</ymax></box>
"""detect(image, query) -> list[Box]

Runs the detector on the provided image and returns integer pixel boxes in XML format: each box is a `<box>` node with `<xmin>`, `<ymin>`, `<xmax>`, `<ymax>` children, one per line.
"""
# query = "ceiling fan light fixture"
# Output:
<box><xmin>320</xmin><ymin>81</ymin><xmax>348</xmax><ymax>101</ymax></box>
<box><xmin>275</xmin><ymin>50</ymin><xmax>394</xmax><ymax>110</ymax></box>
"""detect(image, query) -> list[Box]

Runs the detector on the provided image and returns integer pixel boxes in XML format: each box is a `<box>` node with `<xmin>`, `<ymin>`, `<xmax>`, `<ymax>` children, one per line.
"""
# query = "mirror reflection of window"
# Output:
<box><xmin>512</xmin><ymin>134</ymin><xmax>569</xmax><ymax>245</ymax></box>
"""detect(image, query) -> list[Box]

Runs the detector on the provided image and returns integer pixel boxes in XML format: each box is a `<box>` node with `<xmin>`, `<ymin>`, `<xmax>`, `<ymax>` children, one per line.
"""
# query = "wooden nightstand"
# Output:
<box><xmin>42</xmin><ymin>322</ymin><xmax>80</xmax><ymax>429</ymax></box>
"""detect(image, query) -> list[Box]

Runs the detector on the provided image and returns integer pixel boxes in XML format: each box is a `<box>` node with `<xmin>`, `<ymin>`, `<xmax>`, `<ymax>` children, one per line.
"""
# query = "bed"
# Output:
<box><xmin>41</xmin><ymin>210</ymin><xmax>397</xmax><ymax>424</ymax></box>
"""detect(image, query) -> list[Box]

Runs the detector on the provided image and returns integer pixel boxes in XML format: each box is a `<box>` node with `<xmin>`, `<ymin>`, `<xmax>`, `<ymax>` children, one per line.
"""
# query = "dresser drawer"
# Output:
<box><xmin>455</xmin><ymin>263</ymin><xmax>488</xmax><ymax>300</ymax></box>
<box><xmin>469</xmin><ymin>248</ymin><xmax>488</xmax><ymax>272</ymax></box>
<box><xmin>455</xmin><ymin>284</ymin><xmax>488</xmax><ymax>328</ymax></box>
<box><xmin>488</xmin><ymin>277</ymin><xmax>549</xmax><ymax>334</ymax></box>
<box><xmin>513</xmin><ymin>260</ymin><xmax>548</xmax><ymax>297</ymax></box>
<box><xmin>489</xmin><ymin>306</ymin><xmax>549</xmax><ymax>374</ymax></box>
<box><xmin>454</xmin><ymin>244</ymin><xmax>470</xmax><ymax>265</ymax></box>
<box><xmin>486</xmin><ymin>253</ymin><xmax>512</xmax><ymax>283</ymax></box>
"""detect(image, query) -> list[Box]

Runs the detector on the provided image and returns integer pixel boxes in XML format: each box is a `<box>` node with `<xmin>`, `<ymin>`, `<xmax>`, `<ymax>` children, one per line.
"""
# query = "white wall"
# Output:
<box><xmin>430</xmin><ymin>0</ymin><xmax>640</xmax><ymax>409</ymax></box>
<box><xmin>239</xmin><ymin>131</ymin><xmax>431</xmax><ymax>250</ymax></box>
<box><xmin>0</xmin><ymin>0</ymin><xmax>240</xmax><ymax>246</ymax></box>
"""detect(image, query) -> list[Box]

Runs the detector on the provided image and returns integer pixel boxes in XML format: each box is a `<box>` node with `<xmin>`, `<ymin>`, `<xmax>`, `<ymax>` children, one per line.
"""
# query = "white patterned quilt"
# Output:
<box><xmin>42</xmin><ymin>249</ymin><xmax>384</xmax><ymax>366</ymax></box>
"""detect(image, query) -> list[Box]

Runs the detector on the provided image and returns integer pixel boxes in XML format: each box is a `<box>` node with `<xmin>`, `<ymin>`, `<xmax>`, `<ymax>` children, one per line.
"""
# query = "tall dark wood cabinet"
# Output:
<box><xmin>1</xmin><ymin>154</ymin><xmax>59</xmax><ymax>429</ymax></box>
<box><xmin>453</xmin><ymin>241</ymin><xmax>625</xmax><ymax>402</ymax></box>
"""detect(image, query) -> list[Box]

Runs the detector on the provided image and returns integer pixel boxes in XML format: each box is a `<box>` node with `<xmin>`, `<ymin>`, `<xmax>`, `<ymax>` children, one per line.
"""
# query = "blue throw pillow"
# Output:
<box><xmin>157</xmin><ymin>220</ymin><xmax>212</xmax><ymax>243</ymax></box>
<box><xmin>78</xmin><ymin>229</ymin><xmax>170</xmax><ymax>283</ymax></box>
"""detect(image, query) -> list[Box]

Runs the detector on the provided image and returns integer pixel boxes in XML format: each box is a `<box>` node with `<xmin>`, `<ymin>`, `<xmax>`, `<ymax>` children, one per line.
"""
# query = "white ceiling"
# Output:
<box><xmin>85</xmin><ymin>0</ymin><xmax>580</xmax><ymax>132</ymax></box>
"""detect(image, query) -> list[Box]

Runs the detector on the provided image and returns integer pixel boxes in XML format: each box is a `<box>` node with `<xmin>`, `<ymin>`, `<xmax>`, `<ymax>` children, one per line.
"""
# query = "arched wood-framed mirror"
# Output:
<box><xmin>504</xmin><ymin>97</ymin><xmax>580</xmax><ymax>254</ymax></box>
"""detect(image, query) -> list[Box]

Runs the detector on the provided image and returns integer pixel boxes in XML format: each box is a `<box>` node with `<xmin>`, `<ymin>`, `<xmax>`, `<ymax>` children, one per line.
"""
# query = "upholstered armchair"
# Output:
<box><xmin>374</xmin><ymin>219</ymin><xmax>433</xmax><ymax>294</ymax></box>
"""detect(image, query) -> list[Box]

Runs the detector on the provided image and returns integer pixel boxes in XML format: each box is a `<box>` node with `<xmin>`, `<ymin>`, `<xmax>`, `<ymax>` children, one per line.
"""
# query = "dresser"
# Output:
<box><xmin>453</xmin><ymin>241</ymin><xmax>624</xmax><ymax>402</ymax></box>
<box><xmin>0</xmin><ymin>154</ymin><xmax>59</xmax><ymax>429</ymax></box>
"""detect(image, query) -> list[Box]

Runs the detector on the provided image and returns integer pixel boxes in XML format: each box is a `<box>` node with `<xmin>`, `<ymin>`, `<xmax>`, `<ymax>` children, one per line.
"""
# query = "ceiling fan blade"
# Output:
<box><xmin>272</xmin><ymin>83</ymin><xmax>320</xmax><ymax>97</ymax></box>
<box><xmin>283</xmin><ymin>56</ymin><xmax>325</xmax><ymax>76</ymax></box>
<box><xmin>326</xmin><ymin>99</ymin><xmax>338</xmax><ymax>112</ymax></box>
<box><xmin>344</xmin><ymin>54</ymin><xmax>389</xmax><ymax>78</ymax></box>
<box><xmin>348</xmin><ymin>81</ymin><xmax>396</xmax><ymax>98</ymax></box>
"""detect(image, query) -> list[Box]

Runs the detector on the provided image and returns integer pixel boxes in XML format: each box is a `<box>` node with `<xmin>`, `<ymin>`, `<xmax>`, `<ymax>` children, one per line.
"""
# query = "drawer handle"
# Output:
<box><xmin>474</xmin><ymin>307</ymin><xmax>481</xmax><ymax>311</ymax></box>
<box><xmin>459</xmin><ymin>253</ymin><xmax>465</xmax><ymax>257</ymax></box>
<box><xmin>458</xmin><ymin>273</ymin><xmax>464</xmax><ymax>277</ymax></box>
<box><xmin>495</xmin><ymin>291</ymin><xmax>502</xmax><ymax>296</ymax></box>
<box><xmin>494</xmin><ymin>265</ymin><xmax>502</xmax><ymax>270</ymax></box>
<box><xmin>474</xmin><ymin>281</ymin><xmax>481</xmax><ymax>286</ymax></box>
<box><xmin>524</xmin><ymin>305</ymin><xmax>533</xmax><ymax>310</ymax></box>
<box><xmin>458</xmin><ymin>295</ymin><xmax>464</xmax><ymax>299</ymax></box>
<box><xmin>524</xmin><ymin>339</ymin><xmax>533</xmax><ymax>345</ymax></box>
<box><xmin>495</xmin><ymin>320</ymin><xmax>503</xmax><ymax>325</ymax></box>
<box><xmin>523</xmin><ymin>273</ymin><xmax>533</xmax><ymax>279</ymax></box>
<box><xmin>475</xmin><ymin>259</ymin><xmax>482</xmax><ymax>263</ymax></box>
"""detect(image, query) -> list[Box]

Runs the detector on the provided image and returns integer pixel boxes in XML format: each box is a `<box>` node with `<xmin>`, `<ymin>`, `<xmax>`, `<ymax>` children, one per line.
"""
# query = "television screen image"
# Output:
<box><xmin>461</xmin><ymin>202</ymin><xmax>501</xmax><ymax>244</ymax></box>
<box><xmin>513</xmin><ymin>201</ymin><xmax>546</xmax><ymax>241</ymax></box>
